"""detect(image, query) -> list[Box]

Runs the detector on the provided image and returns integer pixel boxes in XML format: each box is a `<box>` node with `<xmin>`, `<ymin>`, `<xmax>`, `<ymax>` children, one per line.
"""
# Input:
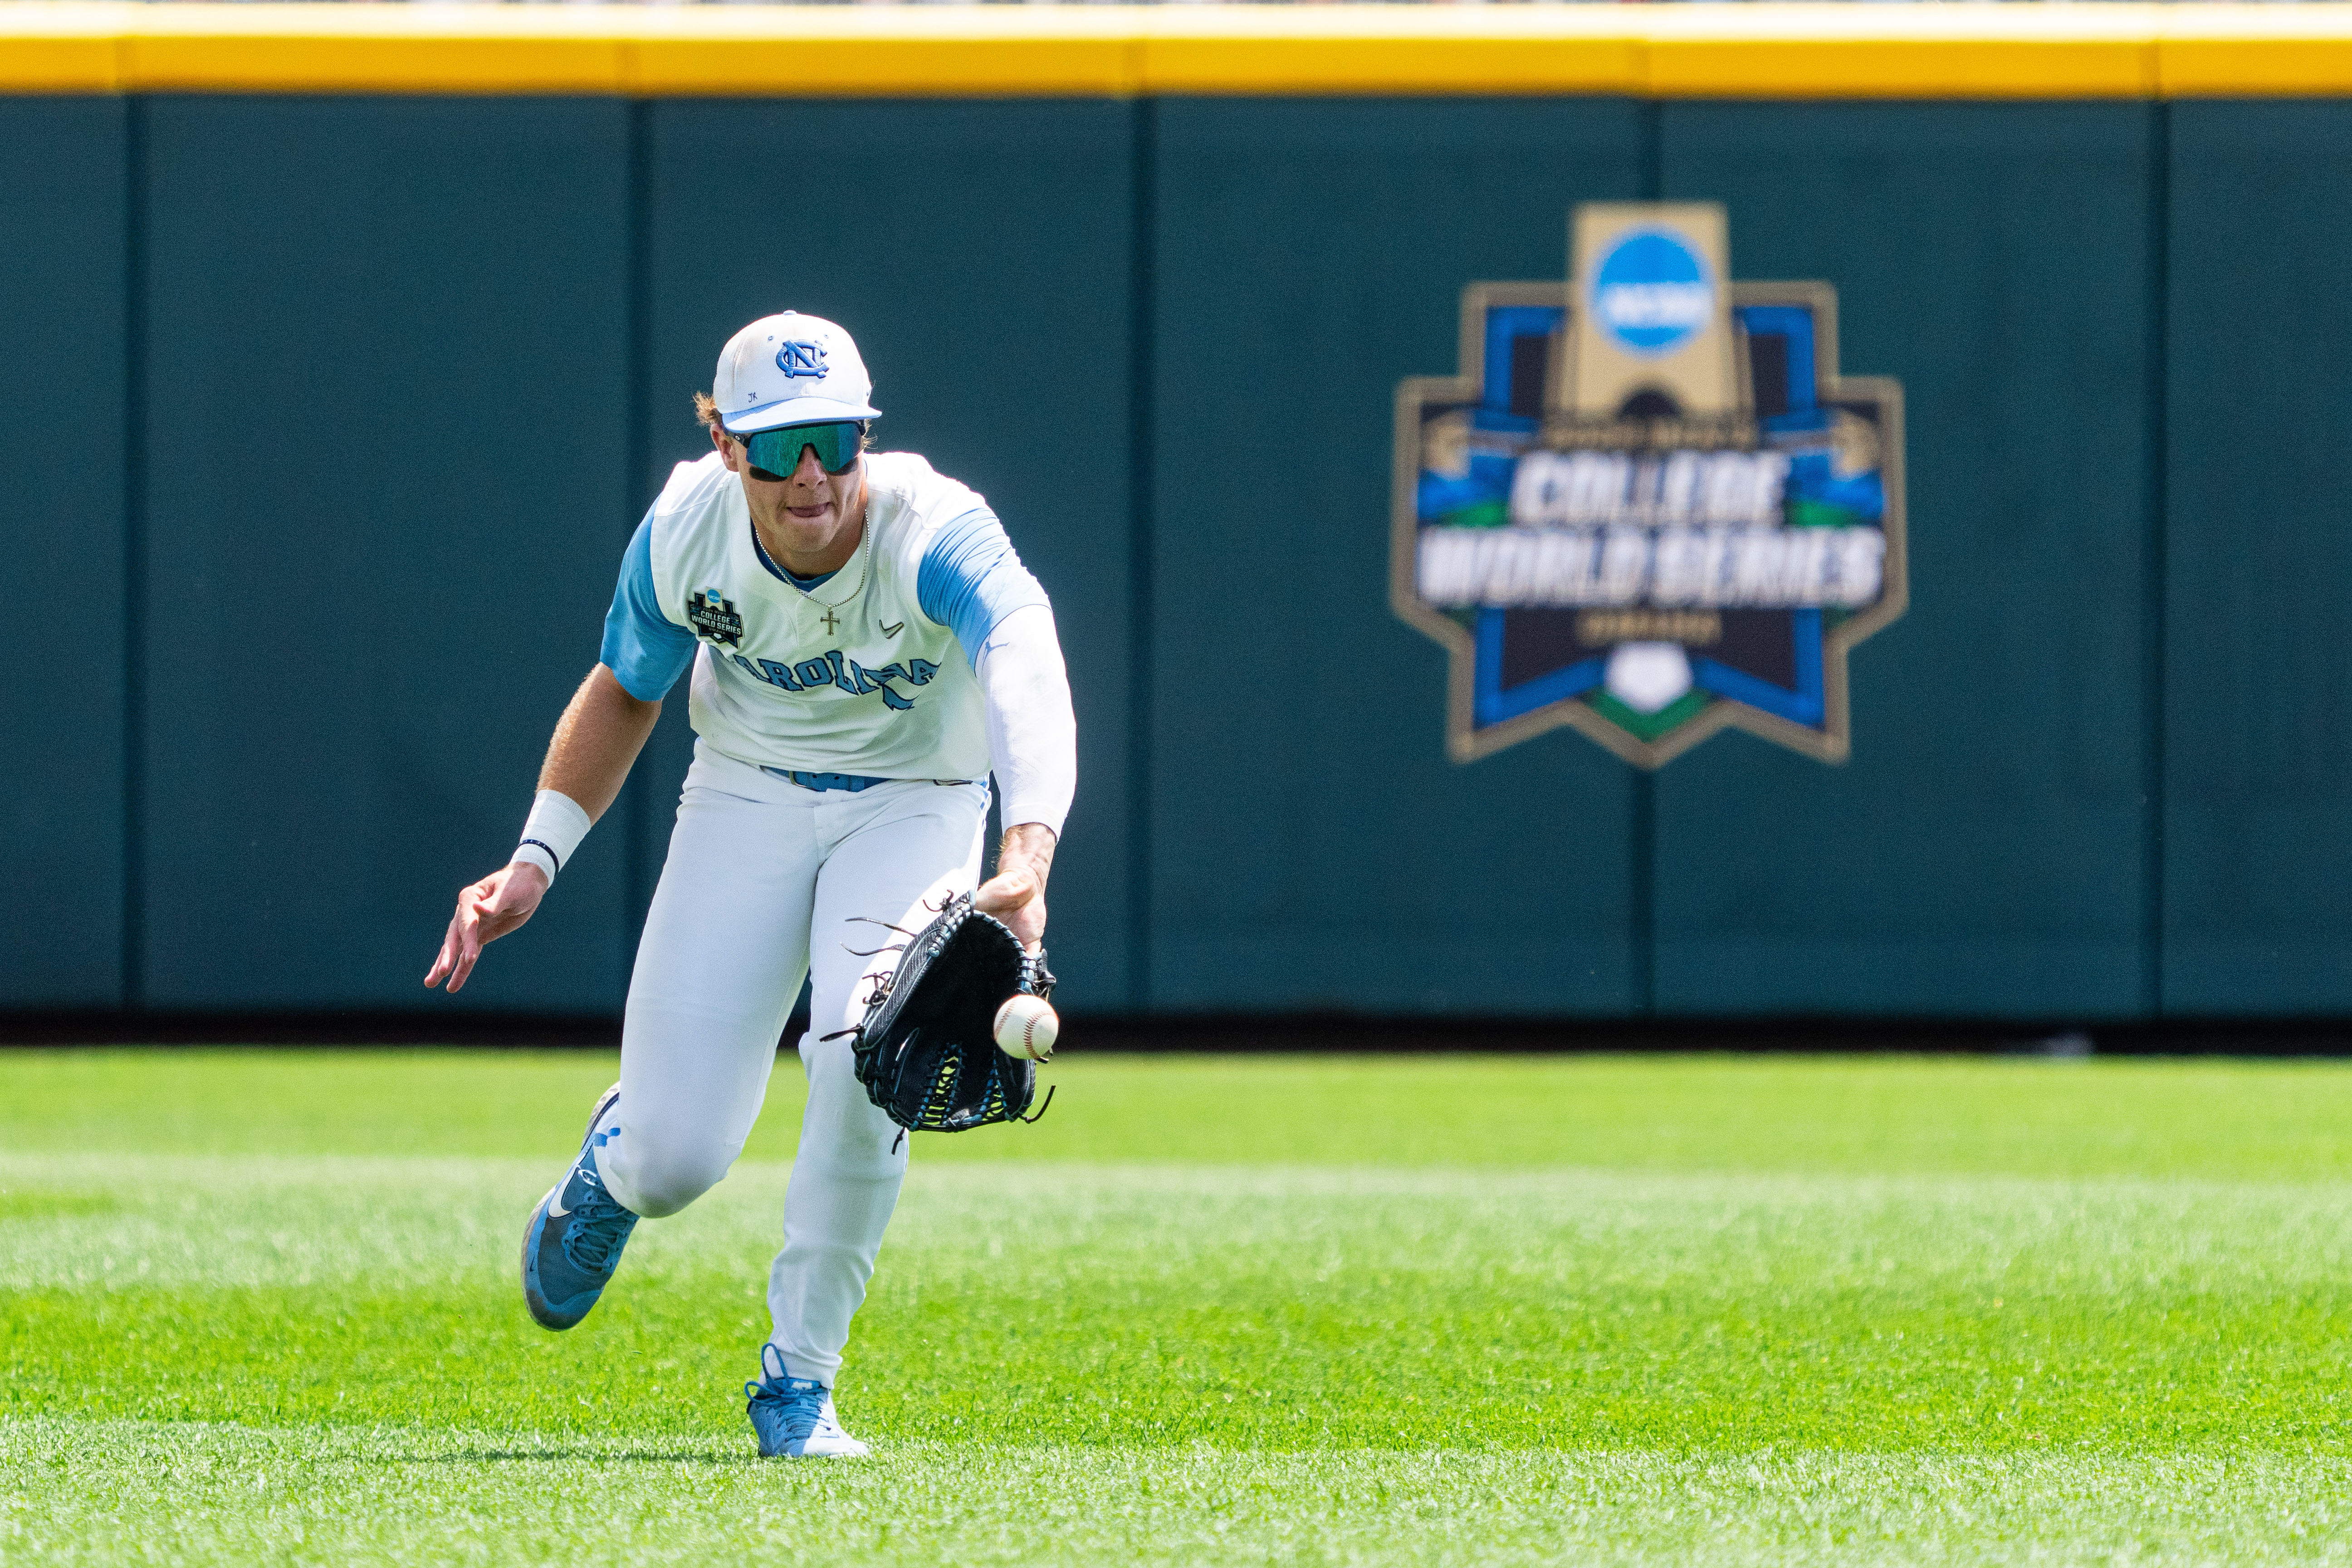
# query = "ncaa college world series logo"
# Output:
<box><xmin>1392</xmin><ymin>203</ymin><xmax>1907</xmax><ymax>767</ymax></box>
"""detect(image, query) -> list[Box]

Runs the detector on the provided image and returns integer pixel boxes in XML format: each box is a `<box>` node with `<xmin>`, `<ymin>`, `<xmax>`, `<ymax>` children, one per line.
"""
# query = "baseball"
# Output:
<box><xmin>993</xmin><ymin>995</ymin><xmax>1059</xmax><ymax>1061</ymax></box>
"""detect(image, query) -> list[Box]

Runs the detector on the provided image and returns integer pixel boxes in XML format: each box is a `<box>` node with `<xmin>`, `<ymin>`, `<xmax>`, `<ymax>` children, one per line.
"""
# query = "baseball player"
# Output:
<box><xmin>423</xmin><ymin>311</ymin><xmax>1077</xmax><ymax>1459</ymax></box>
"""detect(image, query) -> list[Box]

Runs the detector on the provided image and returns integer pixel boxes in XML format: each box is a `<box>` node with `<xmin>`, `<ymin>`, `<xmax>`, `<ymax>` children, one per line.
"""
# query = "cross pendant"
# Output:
<box><xmin>819</xmin><ymin>607</ymin><xmax>840</xmax><ymax>635</ymax></box>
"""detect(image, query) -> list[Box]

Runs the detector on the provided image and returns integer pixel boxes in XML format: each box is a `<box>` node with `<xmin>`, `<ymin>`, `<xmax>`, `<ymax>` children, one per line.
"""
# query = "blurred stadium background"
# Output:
<box><xmin>7</xmin><ymin>2</ymin><xmax>2352</xmax><ymax>1046</ymax></box>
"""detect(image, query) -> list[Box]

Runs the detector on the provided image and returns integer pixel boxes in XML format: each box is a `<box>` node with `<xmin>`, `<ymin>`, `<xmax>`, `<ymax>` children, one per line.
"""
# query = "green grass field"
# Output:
<box><xmin>4</xmin><ymin>1049</ymin><xmax>2350</xmax><ymax>1565</ymax></box>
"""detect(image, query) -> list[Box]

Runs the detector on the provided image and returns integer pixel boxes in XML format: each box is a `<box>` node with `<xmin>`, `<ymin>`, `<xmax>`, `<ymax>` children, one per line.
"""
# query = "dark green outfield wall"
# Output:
<box><xmin>3</xmin><ymin>93</ymin><xmax>2345</xmax><ymax>1023</ymax></box>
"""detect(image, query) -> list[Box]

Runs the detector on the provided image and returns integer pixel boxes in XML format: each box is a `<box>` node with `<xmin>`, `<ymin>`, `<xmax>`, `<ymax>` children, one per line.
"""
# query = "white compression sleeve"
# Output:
<box><xmin>974</xmin><ymin>603</ymin><xmax>1076</xmax><ymax>840</ymax></box>
<box><xmin>512</xmin><ymin>789</ymin><xmax>592</xmax><ymax>881</ymax></box>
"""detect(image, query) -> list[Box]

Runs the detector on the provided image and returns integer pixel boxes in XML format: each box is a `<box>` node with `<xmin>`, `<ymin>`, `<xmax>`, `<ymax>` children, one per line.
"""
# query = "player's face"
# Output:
<box><xmin>716</xmin><ymin>427</ymin><xmax>867</xmax><ymax>570</ymax></box>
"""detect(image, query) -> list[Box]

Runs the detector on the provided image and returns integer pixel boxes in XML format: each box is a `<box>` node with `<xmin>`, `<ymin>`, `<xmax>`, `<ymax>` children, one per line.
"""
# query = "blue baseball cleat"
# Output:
<box><xmin>746</xmin><ymin>1345</ymin><xmax>870</xmax><ymax>1459</ymax></box>
<box><xmin>520</xmin><ymin>1083</ymin><xmax>640</xmax><ymax>1331</ymax></box>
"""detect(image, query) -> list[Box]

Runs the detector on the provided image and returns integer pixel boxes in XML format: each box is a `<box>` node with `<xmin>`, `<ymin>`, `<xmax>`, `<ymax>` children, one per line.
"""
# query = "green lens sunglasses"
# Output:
<box><xmin>741</xmin><ymin>420</ymin><xmax>866</xmax><ymax>480</ymax></box>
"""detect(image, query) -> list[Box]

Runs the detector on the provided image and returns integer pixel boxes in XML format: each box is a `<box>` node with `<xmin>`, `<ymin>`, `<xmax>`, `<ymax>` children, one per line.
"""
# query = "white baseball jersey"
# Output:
<box><xmin>601</xmin><ymin>450</ymin><xmax>1049</xmax><ymax>782</ymax></box>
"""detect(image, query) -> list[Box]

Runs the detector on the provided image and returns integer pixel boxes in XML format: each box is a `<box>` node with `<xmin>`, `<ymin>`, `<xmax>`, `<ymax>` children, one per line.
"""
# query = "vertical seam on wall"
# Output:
<box><xmin>1126</xmin><ymin>96</ymin><xmax>1157</xmax><ymax>1012</ymax></box>
<box><xmin>2142</xmin><ymin>100</ymin><xmax>2170</xmax><ymax>1020</ymax></box>
<box><xmin>622</xmin><ymin>96</ymin><xmax>652</xmax><ymax>987</ymax></box>
<box><xmin>1631</xmin><ymin>97</ymin><xmax>1663</xmax><ymax>1018</ymax></box>
<box><xmin>121</xmin><ymin>96</ymin><xmax>147</xmax><ymax>1012</ymax></box>
<box><xmin>1638</xmin><ymin>97</ymin><xmax>1663</xmax><ymax>195</ymax></box>
<box><xmin>1630</xmin><ymin>777</ymin><xmax>1655</xmax><ymax>1017</ymax></box>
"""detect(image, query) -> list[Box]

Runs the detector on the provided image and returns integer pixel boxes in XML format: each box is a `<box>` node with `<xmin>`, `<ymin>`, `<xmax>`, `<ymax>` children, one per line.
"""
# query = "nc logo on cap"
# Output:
<box><xmin>716</xmin><ymin>312</ymin><xmax>879</xmax><ymax>433</ymax></box>
<box><xmin>777</xmin><ymin>340</ymin><xmax>828</xmax><ymax>379</ymax></box>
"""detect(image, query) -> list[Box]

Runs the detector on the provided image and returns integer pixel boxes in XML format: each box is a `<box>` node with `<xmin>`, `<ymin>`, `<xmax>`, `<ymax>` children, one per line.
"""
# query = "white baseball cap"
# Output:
<box><xmin>713</xmin><ymin>311</ymin><xmax>880</xmax><ymax>434</ymax></box>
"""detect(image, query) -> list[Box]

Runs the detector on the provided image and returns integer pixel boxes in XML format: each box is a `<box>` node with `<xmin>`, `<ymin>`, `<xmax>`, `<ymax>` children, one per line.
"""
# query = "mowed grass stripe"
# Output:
<box><xmin>9</xmin><ymin>1049</ymin><xmax>2352</xmax><ymax>1175</ymax></box>
<box><xmin>3</xmin><ymin>1051</ymin><xmax>2348</xmax><ymax>1563</ymax></box>
<box><xmin>3</xmin><ymin>1156</ymin><xmax>2346</xmax><ymax>1451</ymax></box>
<box><xmin>8</xmin><ymin>1420</ymin><xmax>2352</xmax><ymax>1568</ymax></box>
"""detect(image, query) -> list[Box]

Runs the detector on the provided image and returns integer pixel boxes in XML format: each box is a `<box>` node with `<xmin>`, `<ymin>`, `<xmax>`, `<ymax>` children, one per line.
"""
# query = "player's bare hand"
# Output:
<box><xmin>974</xmin><ymin>822</ymin><xmax>1056</xmax><ymax>953</ymax></box>
<box><xmin>425</xmin><ymin>861</ymin><xmax>550</xmax><ymax>993</ymax></box>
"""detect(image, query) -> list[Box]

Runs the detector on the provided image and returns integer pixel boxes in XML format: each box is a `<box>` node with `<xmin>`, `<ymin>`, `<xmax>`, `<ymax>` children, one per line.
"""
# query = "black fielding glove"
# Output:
<box><xmin>841</xmin><ymin>891</ymin><xmax>1058</xmax><ymax>1139</ymax></box>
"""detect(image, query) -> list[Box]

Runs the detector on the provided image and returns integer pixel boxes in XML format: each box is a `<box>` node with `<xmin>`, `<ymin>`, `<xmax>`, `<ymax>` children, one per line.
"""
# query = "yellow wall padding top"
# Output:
<box><xmin>7</xmin><ymin>2</ymin><xmax>2352</xmax><ymax>99</ymax></box>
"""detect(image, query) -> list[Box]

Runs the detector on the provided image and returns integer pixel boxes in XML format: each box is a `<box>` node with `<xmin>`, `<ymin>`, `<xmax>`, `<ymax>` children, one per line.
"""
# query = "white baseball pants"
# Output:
<box><xmin>595</xmin><ymin>739</ymin><xmax>989</xmax><ymax>1387</ymax></box>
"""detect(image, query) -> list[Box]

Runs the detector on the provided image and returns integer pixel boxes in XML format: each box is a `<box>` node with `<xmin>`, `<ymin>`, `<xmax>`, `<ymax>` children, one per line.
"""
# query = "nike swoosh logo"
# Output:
<box><xmin>547</xmin><ymin>1185</ymin><xmax>572</xmax><ymax>1219</ymax></box>
<box><xmin>881</xmin><ymin>621</ymin><xmax>904</xmax><ymax>637</ymax></box>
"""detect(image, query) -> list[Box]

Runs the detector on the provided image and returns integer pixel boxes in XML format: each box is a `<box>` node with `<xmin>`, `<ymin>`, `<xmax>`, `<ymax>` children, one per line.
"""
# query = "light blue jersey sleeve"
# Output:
<box><xmin>600</xmin><ymin>514</ymin><xmax>699</xmax><ymax>701</ymax></box>
<box><xmin>916</xmin><ymin>508</ymin><xmax>1051</xmax><ymax>668</ymax></box>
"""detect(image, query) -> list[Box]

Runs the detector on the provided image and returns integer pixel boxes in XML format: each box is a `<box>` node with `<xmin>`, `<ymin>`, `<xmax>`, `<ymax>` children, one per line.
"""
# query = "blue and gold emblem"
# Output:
<box><xmin>1393</xmin><ymin>202</ymin><xmax>1907</xmax><ymax>767</ymax></box>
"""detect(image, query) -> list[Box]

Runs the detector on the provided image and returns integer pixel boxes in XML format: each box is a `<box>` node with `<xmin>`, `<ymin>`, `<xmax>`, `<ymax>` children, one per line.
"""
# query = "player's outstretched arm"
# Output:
<box><xmin>968</xmin><ymin>605</ymin><xmax>1076</xmax><ymax>954</ymax></box>
<box><xmin>425</xmin><ymin>664</ymin><xmax>661</xmax><ymax>993</ymax></box>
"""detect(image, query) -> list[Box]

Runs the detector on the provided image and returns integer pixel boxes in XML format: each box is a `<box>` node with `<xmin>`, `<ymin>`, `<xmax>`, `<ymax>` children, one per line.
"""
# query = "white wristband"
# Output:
<box><xmin>512</xmin><ymin>790</ymin><xmax>592</xmax><ymax>882</ymax></box>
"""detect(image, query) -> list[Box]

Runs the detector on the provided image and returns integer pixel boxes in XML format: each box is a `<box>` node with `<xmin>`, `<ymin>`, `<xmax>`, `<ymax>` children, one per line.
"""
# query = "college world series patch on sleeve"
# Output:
<box><xmin>1392</xmin><ymin>201</ymin><xmax>1908</xmax><ymax>769</ymax></box>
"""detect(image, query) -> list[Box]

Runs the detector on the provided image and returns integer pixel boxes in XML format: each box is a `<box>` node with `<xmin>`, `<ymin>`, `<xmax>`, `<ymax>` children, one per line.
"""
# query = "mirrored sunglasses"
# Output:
<box><xmin>742</xmin><ymin>420</ymin><xmax>866</xmax><ymax>480</ymax></box>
